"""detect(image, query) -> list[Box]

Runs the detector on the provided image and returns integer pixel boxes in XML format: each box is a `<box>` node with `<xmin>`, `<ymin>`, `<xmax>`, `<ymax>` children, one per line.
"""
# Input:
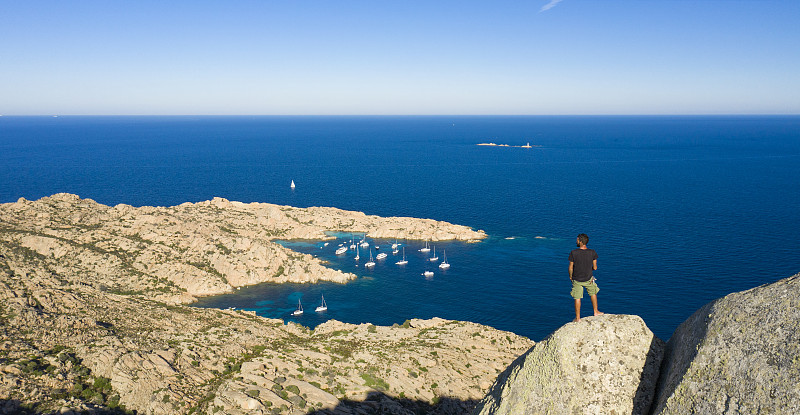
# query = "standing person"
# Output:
<box><xmin>568</xmin><ymin>233</ymin><xmax>603</xmax><ymax>322</ymax></box>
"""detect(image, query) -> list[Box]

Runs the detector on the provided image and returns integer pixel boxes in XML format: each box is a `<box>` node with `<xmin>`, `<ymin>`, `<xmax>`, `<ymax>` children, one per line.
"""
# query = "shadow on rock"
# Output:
<box><xmin>632</xmin><ymin>335</ymin><xmax>666</xmax><ymax>415</ymax></box>
<box><xmin>649</xmin><ymin>300</ymin><xmax>714</xmax><ymax>414</ymax></box>
<box><xmin>305</xmin><ymin>391</ymin><xmax>479</xmax><ymax>415</ymax></box>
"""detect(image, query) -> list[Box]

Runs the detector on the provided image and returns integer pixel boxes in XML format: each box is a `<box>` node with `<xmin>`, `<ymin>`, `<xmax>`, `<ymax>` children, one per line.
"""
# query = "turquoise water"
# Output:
<box><xmin>2</xmin><ymin>115</ymin><xmax>799</xmax><ymax>341</ymax></box>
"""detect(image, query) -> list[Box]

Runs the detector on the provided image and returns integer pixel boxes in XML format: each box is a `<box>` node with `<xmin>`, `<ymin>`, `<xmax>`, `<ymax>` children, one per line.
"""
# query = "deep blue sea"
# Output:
<box><xmin>2</xmin><ymin>115</ymin><xmax>799</xmax><ymax>341</ymax></box>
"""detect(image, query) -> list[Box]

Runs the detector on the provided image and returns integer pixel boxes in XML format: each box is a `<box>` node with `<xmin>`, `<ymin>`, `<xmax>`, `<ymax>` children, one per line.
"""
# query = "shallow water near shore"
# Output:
<box><xmin>3</xmin><ymin>115</ymin><xmax>799</xmax><ymax>341</ymax></box>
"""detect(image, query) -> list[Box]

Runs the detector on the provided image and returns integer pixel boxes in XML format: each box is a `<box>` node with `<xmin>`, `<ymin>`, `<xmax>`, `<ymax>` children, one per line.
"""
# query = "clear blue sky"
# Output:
<box><xmin>1</xmin><ymin>0</ymin><xmax>799</xmax><ymax>115</ymax></box>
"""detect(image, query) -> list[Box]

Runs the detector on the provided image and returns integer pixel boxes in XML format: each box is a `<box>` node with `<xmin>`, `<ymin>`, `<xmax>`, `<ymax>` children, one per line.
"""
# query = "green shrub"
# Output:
<box><xmin>360</xmin><ymin>373</ymin><xmax>389</xmax><ymax>391</ymax></box>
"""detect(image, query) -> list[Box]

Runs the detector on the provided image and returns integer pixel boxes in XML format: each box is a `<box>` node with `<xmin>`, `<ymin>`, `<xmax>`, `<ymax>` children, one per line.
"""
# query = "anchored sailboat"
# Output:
<box><xmin>419</xmin><ymin>241</ymin><xmax>430</xmax><ymax>253</ymax></box>
<box><xmin>365</xmin><ymin>250</ymin><xmax>375</xmax><ymax>268</ymax></box>
<box><xmin>429</xmin><ymin>246</ymin><xmax>438</xmax><ymax>262</ymax></box>
<box><xmin>439</xmin><ymin>250</ymin><xmax>450</xmax><ymax>269</ymax></box>
<box><xmin>292</xmin><ymin>299</ymin><xmax>303</xmax><ymax>316</ymax></box>
<box><xmin>315</xmin><ymin>294</ymin><xmax>327</xmax><ymax>312</ymax></box>
<box><xmin>396</xmin><ymin>247</ymin><xmax>408</xmax><ymax>265</ymax></box>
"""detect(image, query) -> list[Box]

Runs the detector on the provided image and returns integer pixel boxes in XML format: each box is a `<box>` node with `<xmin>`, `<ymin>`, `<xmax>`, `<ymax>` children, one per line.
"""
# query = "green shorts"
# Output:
<box><xmin>571</xmin><ymin>279</ymin><xmax>599</xmax><ymax>299</ymax></box>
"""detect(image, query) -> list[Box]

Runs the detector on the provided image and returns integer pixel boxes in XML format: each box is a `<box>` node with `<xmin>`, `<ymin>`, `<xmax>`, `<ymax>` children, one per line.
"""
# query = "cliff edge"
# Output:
<box><xmin>473</xmin><ymin>314</ymin><xmax>664</xmax><ymax>415</ymax></box>
<box><xmin>474</xmin><ymin>273</ymin><xmax>800</xmax><ymax>415</ymax></box>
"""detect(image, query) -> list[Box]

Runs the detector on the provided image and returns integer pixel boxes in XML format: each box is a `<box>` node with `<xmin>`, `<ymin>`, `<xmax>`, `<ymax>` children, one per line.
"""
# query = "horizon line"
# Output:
<box><xmin>2</xmin><ymin>113</ymin><xmax>799</xmax><ymax>117</ymax></box>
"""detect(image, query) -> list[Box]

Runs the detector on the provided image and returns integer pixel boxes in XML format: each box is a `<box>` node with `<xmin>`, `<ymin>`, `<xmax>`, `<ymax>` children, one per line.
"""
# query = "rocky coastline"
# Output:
<box><xmin>0</xmin><ymin>194</ymin><xmax>519</xmax><ymax>415</ymax></box>
<box><xmin>1</xmin><ymin>194</ymin><xmax>797</xmax><ymax>414</ymax></box>
<box><xmin>0</xmin><ymin>194</ymin><xmax>485</xmax><ymax>305</ymax></box>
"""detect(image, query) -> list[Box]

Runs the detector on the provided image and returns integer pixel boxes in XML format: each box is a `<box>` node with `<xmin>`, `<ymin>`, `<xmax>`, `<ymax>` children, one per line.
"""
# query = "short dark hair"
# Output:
<box><xmin>577</xmin><ymin>233</ymin><xmax>589</xmax><ymax>245</ymax></box>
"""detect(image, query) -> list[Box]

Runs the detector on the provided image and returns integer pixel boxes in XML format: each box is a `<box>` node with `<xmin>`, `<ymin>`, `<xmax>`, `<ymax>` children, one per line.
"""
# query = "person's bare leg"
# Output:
<box><xmin>573</xmin><ymin>299</ymin><xmax>581</xmax><ymax>322</ymax></box>
<box><xmin>590</xmin><ymin>295</ymin><xmax>603</xmax><ymax>316</ymax></box>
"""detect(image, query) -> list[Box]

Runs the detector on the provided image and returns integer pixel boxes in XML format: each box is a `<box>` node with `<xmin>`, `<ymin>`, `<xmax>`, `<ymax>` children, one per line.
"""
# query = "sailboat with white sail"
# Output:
<box><xmin>315</xmin><ymin>294</ymin><xmax>327</xmax><ymax>312</ymax></box>
<box><xmin>290</xmin><ymin>180</ymin><xmax>296</xmax><ymax>189</ymax></box>
<box><xmin>354</xmin><ymin>245</ymin><xmax>360</xmax><ymax>261</ymax></box>
<box><xmin>439</xmin><ymin>250</ymin><xmax>450</xmax><ymax>269</ymax></box>
<box><xmin>292</xmin><ymin>299</ymin><xmax>303</xmax><ymax>316</ymax></box>
<box><xmin>395</xmin><ymin>247</ymin><xmax>408</xmax><ymax>265</ymax></box>
<box><xmin>365</xmin><ymin>251</ymin><xmax>375</xmax><ymax>268</ymax></box>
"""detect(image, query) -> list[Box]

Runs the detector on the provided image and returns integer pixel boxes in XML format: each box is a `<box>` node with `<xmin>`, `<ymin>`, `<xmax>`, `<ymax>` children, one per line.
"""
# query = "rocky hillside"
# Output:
<box><xmin>0</xmin><ymin>195</ymin><xmax>528</xmax><ymax>415</ymax></box>
<box><xmin>0</xmin><ymin>194</ymin><xmax>485</xmax><ymax>305</ymax></box>
<box><xmin>473</xmin><ymin>273</ymin><xmax>800</xmax><ymax>415</ymax></box>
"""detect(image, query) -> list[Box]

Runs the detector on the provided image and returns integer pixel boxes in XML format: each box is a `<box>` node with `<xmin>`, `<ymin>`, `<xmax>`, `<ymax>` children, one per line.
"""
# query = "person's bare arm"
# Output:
<box><xmin>593</xmin><ymin>259</ymin><xmax>597</xmax><ymax>271</ymax></box>
<box><xmin>569</xmin><ymin>261</ymin><xmax>574</xmax><ymax>280</ymax></box>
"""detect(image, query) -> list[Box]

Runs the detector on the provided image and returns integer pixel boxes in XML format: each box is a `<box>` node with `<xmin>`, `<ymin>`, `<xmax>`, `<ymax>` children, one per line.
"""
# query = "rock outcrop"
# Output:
<box><xmin>651</xmin><ymin>273</ymin><xmax>800</xmax><ymax>414</ymax></box>
<box><xmin>474</xmin><ymin>274</ymin><xmax>800</xmax><ymax>415</ymax></box>
<box><xmin>474</xmin><ymin>314</ymin><xmax>664</xmax><ymax>415</ymax></box>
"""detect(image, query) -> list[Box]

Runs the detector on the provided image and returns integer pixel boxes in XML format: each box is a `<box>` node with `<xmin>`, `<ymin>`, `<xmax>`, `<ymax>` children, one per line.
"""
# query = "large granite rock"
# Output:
<box><xmin>652</xmin><ymin>273</ymin><xmax>800</xmax><ymax>414</ymax></box>
<box><xmin>474</xmin><ymin>314</ymin><xmax>664</xmax><ymax>415</ymax></box>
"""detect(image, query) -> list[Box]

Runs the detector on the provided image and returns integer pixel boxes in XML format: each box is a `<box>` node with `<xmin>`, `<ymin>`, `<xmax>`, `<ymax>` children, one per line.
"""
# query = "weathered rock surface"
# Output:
<box><xmin>0</xmin><ymin>194</ymin><xmax>485</xmax><ymax>304</ymax></box>
<box><xmin>0</xmin><ymin>194</ymin><xmax>524</xmax><ymax>415</ymax></box>
<box><xmin>474</xmin><ymin>314</ymin><xmax>665</xmax><ymax>415</ymax></box>
<box><xmin>652</xmin><ymin>273</ymin><xmax>800</xmax><ymax>414</ymax></box>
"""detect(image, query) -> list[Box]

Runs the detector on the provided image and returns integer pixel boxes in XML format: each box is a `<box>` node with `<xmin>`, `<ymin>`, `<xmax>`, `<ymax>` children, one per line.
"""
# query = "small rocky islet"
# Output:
<box><xmin>1</xmin><ymin>194</ymin><xmax>798</xmax><ymax>414</ymax></box>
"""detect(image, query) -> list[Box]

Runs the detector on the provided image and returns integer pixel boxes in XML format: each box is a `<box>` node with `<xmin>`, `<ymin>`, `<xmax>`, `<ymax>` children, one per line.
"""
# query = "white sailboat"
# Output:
<box><xmin>391</xmin><ymin>240</ymin><xmax>399</xmax><ymax>250</ymax></box>
<box><xmin>315</xmin><ymin>294</ymin><xmax>327</xmax><ymax>312</ymax></box>
<box><xmin>376</xmin><ymin>251</ymin><xmax>387</xmax><ymax>260</ymax></box>
<box><xmin>439</xmin><ymin>250</ymin><xmax>450</xmax><ymax>269</ymax></box>
<box><xmin>335</xmin><ymin>246</ymin><xmax>348</xmax><ymax>255</ymax></box>
<box><xmin>419</xmin><ymin>241</ymin><xmax>430</xmax><ymax>253</ymax></box>
<box><xmin>290</xmin><ymin>180</ymin><xmax>296</xmax><ymax>189</ymax></box>
<box><xmin>365</xmin><ymin>251</ymin><xmax>375</xmax><ymax>268</ymax></box>
<box><xmin>354</xmin><ymin>246</ymin><xmax>360</xmax><ymax>261</ymax></box>
<box><xmin>359</xmin><ymin>235</ymin><xmax>370</xmax><ymax>248</ymax></box>
<box><xmin>429</xmin><ymin>246</ymin><xmax>439</xmax><ymax>262</ymax></box>
<box><xmin>396</xmin><ymin>247</ymin><xmax>408</xmax><ymax>265</ymax></box>
<box><xmin>423</xmin><ymin>270</ymin><xmax>434</xmax><ymax>277</ymax></box>
<box><xmin>292</xmin><ymin>299</ymin><xmax>303</xmax><ymax>316</ymax></box>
